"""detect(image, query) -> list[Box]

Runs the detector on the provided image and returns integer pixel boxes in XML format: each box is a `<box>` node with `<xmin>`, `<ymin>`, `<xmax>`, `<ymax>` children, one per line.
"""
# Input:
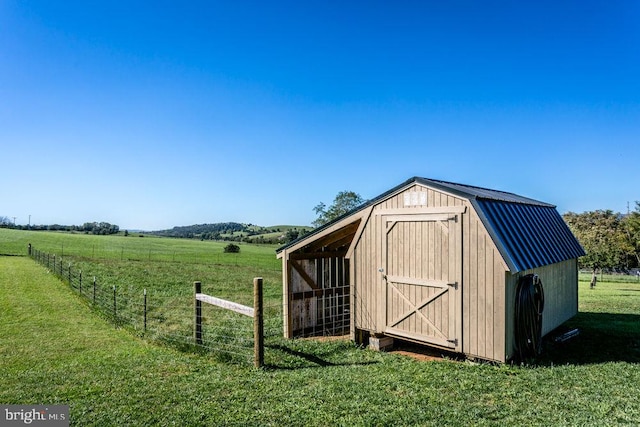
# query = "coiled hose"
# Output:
<box><xmin>514</xmin><ymin>274</ymin><xmax>545</xmax><ymax>360</ymax></box>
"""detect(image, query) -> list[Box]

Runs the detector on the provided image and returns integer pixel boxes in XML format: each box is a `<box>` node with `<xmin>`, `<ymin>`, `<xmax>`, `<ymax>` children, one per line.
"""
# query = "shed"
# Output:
<box><xmin>276</xmin><ymin>177</ymin><xmax>585</xmax><ymax>362</ymax></box>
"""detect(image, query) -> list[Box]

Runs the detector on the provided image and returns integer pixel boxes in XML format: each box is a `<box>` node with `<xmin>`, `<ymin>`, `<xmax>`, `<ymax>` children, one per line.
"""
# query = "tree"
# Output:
<box><xmin>312</xmin><ymin>191</ymin><xmax>365</xmax><ymax>228</ymax></box>
<box><xmin>283</xmin><ymin>229</ymin><xmax>300</xmax><ymax>243</ymax></box>
<box><xmin>622</xmin><ymin>201</ymin><xmax>640</xmax><ymax>268</ymax></box>
<box><xmin>563</xmin><ymin>210</ymin><xmax>631</xmax><ymax>271</ymax></box>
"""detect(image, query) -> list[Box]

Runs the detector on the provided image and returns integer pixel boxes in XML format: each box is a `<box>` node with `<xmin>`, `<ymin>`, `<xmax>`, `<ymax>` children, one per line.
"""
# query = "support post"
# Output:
<box><xmin>79</xmin><ymin>270</ymin><xmax>82</xmax><ymax>295</ymax></box>
<box><xmin>143</xmin><ymin>289</ymin><xmax>147</xmax><ymax>333</ymax></box>
<box><xmin>194</xmin><ymin>281</ymin><xmax>202</xmax><ymax>345</ymax></box>
<box><xmin>93</xmin><ymin>277</ymin><xmax>96</xmax><ymax>303</ymax></box>
<box><xmin>253</xmin><ymin>277</ymin><xmax>264</xmax><ymax>368</ymax></box>
<box><xmin>113</xmin><ymin>285</ymin><xmax>117</xmax><ymax>324</ymax></box>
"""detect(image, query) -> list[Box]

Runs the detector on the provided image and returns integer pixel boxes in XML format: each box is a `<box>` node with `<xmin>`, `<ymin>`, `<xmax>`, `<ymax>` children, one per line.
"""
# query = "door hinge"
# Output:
<box><xmin>448</xmin><ymin>282</ymin><xmax>458</xmax><ymax>290</ymax></box>
<box><xmin>447</xmin><ymin>338</ymin><xmax>458</xmax><ymax>346</ymax></box>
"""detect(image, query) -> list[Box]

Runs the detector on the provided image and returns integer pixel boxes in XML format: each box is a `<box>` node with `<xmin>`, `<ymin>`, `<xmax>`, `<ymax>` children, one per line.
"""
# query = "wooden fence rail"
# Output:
<box><xmin>194</xmin><ymin>278</ymin><xmax>264</xmax><ymax>368</ymax></box>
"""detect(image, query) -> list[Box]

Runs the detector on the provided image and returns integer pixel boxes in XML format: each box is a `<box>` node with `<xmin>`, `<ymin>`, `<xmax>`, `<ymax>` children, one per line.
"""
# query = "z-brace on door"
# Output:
<box><xmin>382</xmin><ymin>213</ymin><xmax>462</xmax><ymax>351</ymax></box>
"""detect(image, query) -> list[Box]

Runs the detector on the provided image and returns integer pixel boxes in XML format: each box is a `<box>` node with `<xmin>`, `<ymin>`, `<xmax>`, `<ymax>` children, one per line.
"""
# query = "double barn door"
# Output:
<box><xmin>380</xmin><ymin>210</ymin><xmax>463</xmax><ymax>351</ymax></box>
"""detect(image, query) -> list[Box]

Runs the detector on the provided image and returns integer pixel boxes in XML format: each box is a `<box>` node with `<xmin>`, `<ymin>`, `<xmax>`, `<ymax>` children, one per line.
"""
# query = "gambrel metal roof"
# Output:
<box><xmin>278</xmin><ymin>177</ymin><xmax>585</xmax><ymax>272</ymax></box>
<box><xmin>414</xmin><ymin>177</ymin><xmax>585</xmax><ymax>272</ymax></box>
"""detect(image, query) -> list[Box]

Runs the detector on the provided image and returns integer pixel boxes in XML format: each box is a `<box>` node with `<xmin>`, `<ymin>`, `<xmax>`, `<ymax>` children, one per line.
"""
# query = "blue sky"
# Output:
<box><xmin>1</xmin><ymin>1</ymin><xmax>639</xmax><ymax>230</ymax></box>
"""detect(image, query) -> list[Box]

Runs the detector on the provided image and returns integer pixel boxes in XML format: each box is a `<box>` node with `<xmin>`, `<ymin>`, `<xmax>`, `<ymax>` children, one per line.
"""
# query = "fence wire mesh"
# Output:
<box><xmin>29</xmin><ymin>247</ymin><xmax>283</xmax><ymax>366</ymax></box>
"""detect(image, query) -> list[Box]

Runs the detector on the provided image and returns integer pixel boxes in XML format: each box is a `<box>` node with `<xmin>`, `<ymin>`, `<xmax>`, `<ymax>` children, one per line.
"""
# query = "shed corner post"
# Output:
<box><xmin>348</xmin><ymin>255</ymin><xmax>356</xmax><ymax>342</ymax></box>
<box><xmin>281</xmin><ymin>250</ymin><xmax>293</xmax><ymax>339</ymax></box>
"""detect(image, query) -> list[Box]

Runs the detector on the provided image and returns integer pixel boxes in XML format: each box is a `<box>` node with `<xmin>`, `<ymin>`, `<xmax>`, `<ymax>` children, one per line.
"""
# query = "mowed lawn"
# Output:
<box><xmin>2</xmin><ymin>255</ymin><xmax>640</xmax><ymax>426</ymax></box>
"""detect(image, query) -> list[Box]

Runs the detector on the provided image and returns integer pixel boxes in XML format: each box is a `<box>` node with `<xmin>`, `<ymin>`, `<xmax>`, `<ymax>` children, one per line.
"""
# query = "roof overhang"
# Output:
<box><xmin>277</xmin><ymin>209</ymin><xmax>369</xmax><ymax>259</ymax></box>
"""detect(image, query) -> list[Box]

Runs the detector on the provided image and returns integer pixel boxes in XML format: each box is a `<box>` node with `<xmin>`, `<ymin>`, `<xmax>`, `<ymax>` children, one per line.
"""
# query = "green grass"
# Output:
<box><xmin>0</xmin><ymin>228</ymin><xmax>283</xmax><ymax>363</ymax></box>
<box><xmin>579</xmin><ymin>271</ymin><xmax>640</xmax><ymax>284</ymax></box>
<box><xmin>2</xmin><ymin>228</ymin><xmax>640</xmax><ymax>425</ymax></box>
<box><xmin>2</xmin><ymin>256</ymin><xmax>640</xmax><ymax>425</ymax></box>
<box><xmin>0</xmin><ymin>228</ymin><xmax>281</xmax><ymax>270</ymax></box>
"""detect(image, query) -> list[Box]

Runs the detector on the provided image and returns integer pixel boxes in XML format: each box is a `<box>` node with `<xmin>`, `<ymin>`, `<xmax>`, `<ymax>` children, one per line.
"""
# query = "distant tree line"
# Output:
<box><xmin>150</xmin><ymin>222</ymin><xmax>309</xmax><ymax>244</ymax></box>
<box><xmin>152</xmin><ymin>222</ymin><xmax>247</xmax><ymax>239</ymax></box>
<box><xmin>564</xmin><ymin>202</ymin><xmax>640</xmax><ymax>272</ymax></box>
<box><xmin>0</xmin><ymin>219</ymin><xmax>119</xmax><ymax>235</ymax></box>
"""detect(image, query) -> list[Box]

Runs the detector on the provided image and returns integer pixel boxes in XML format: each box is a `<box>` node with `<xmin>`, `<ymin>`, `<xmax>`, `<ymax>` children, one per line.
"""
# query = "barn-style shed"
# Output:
<box><xmin>276</xmin><ymin>177</ymin><xmax>584</xmax><ymax>363</ymax></box>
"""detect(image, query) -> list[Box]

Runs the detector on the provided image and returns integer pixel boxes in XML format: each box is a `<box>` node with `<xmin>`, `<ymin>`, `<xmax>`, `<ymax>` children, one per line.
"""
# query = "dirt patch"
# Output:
<box><xmin>391</xmin><ymin>342</ymin><xmax>464</xmax><ymax>362</ymax></box>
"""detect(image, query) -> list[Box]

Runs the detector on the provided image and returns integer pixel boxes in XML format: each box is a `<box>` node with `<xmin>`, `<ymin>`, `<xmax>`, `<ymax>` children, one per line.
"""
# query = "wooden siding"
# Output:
<box><xmin>352</xmin><ymin>184</ymin><xmax>465</xmax><ymax>337</ymax></box>
<box><xmin>462</xmin><ymin>207</ymin><xmax>509</xmax><ymax>362</ymax></box>
<box><xmin>351</xmin><ymin>184</ymin><xmax>513</xmax><ymax>362</ymax></box>
<box><xmin>282</xmin><ymin>178</ymin><xmax>581</xmax><ymax>364</ymax></box>
<box><xmin>504</xmin><ymin>258</ymin><xmax>579</xmax><ymax>359</ymax></box>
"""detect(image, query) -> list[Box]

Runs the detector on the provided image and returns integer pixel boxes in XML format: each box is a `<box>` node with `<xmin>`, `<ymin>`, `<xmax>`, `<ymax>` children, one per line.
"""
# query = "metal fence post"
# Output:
<box><xmin>194</xmin><ymin>281</ymin><xmax>202</xmax><ymax>345</ymax></box>
<box><xmin>254</xmin><ymin>277</ymin><xmax>264</xmax><ymax>368</ymax></box>
<box><xmin>143</xmin><ymin>289</ymin><xmax>147</xmax><ymax>333</ymax></box>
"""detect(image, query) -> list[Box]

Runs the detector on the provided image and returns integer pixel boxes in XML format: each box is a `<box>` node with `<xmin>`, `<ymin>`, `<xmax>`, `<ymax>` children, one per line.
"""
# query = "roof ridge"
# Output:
<box><xmin>415</xmin><ymin>176</ymin><xmax>553</xmax><ymax>207</ymax></box>
<box><xmin>421</xmin><ymin>177</ymin><xmax>518</xmax><ymax>197</ymax></box>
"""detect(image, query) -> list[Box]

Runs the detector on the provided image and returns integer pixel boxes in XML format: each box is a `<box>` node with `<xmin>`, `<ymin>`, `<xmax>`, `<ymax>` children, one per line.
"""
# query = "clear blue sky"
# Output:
<box><xmin>1</xmin><ymin>1</ymin><xmax>639</xmax><ymax>230</ymax></box>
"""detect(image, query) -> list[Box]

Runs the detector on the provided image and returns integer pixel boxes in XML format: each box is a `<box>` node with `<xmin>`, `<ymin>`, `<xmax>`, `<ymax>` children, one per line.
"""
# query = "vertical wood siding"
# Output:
<box><xmin>462</xmin><ymin>207</ymin><xmax>509</xmax><ymax>362</ymax></box>
<box><xmin>352</xmin><ymin>184</ymin><xmax>466</xmax><ymax>338</ymax></box>
<box><xmin>349</xmin><ymin>182</ymin><xmax>577</xmax><ymax>363</ymax></box>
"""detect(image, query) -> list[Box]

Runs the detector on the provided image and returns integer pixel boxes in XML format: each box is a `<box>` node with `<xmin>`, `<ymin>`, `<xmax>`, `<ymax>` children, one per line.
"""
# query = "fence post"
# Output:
<box><xmin>113</xmin><ymin>285</ymin><xmax>117</xmax><ymax>324</ymax></box>
<box><xmin>143</xmin><ymin>289</ymin><xmax>147</xmax><ymax>333</ymax></box>
<box><xmin>93</xmin><ymin>277</ymin><xmax>96</xmax><ymax>303</ymax></box>
<box><xmin>194</xmin><ymin>281</ymin><xmax>202</xmax><ymax>345</ymax></box>
<box><xmin>68</xmin><ymin>263</ymin><xmax>72</xmax><ymax>286</ymax></box>
<box><xmin>28</xmin><ymin>243</ymin><xmax>31</xmax><ymax>256</ymax></box>
<box><xmin>254</xmin><ymin>277</ymin><xmax>264</xmax><ymax>368</ymax></box>
<box><xmin>79</xmin><ymin>270</ymin><xmax>82</xmax><ymax>295</ymax></box>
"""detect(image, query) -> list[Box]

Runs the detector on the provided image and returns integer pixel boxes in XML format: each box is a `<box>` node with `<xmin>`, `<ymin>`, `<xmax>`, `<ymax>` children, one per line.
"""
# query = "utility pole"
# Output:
<box><xmin>12</xmin><ymin>217</ymin><xmax>16</xmax><ymax>225</ymax></box>
<box><xmin>28</xmin><ymin>215</ymin><xmax>31</xmax><ymax>228</ymax></box>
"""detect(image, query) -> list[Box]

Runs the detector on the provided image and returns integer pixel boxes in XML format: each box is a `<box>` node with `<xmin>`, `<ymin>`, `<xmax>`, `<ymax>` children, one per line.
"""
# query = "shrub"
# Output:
<box><xmin>223</xmin><ymin>243</ymin><xmax>240</xmax><ymax>253</ymax></box>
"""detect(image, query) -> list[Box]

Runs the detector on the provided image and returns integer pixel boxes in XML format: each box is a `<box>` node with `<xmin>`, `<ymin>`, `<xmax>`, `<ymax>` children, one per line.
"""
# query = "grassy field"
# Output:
<box><xmin>1</xmin><ymin>228</ymin><xmax>640</xmax><ymax>425</ymax></box>
<box><xmin>1</xmin><ymin>228</ymin><xmax>284</xmax><ymax>363</ymax></box>
<box><xmin>0</xmin><ymin>227</ymin><xmax>281</xmax><ymax>270</ymax></box>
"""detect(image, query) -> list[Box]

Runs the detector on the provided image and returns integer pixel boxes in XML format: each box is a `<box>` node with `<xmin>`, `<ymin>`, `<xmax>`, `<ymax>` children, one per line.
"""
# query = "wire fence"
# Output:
<box><xmin>28</xmin><ymin>246</ymin><xmax>283</xmax><ymax>366</ymax></box>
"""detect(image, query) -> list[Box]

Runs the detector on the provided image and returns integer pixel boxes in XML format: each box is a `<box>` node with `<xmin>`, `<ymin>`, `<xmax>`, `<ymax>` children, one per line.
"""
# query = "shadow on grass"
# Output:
<box><xmin>264</xmin><ymin>344</ymin><xmax>379</xmax><ymax>371</ymax></box>
<box><xmin>537</xmin><ymin>312</ymin><xmax>640</xmax><ymax>366</ymax></box>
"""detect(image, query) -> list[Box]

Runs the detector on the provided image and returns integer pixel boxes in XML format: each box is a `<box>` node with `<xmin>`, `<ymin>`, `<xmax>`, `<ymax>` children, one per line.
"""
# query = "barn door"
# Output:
<box><xmin>382</xmin><ymin>213</ymin><xmax>462</xmax><ymax>351</ymax></box>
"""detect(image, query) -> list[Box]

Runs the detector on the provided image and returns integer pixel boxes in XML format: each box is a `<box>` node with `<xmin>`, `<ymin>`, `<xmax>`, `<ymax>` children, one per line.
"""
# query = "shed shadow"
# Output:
<box><xmin>264</xmin><ymin>343</ymin><xmax>379</xmax><ymax>371</ymax></box>
<box><xmin>535</xmin><ymin>312</ymin><xmax>640</xmax><ymax>366</ymax></box>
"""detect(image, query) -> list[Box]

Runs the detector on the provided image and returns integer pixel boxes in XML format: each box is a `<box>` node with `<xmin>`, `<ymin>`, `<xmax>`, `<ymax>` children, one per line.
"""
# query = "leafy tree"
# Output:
<box><xmin>622</xmin><ymin>201</ymin><xmax>640</xmax><ymax>267</ymax></box>
<box><xmin>283</xmin><ymin>229</ymin><xmax>300</xmax><ymax>243</ymax></box>
<box><xmin>312</xmin><ymin>191</ymin><xmax>365</xmax><ymax>228</ymax></box>
<box><xmin>564</xmin><ymin>210</ymin><xmax>632</xmax><ymax>270</ymax></box>
<box><xmin>81</xmin><ymin>221</ymin><xmax>119</xmax><ymax>235</ymax></box>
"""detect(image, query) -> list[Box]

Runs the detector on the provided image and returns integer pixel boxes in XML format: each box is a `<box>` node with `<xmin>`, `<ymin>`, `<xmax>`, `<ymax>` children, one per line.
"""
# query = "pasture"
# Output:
<box><xmin>2</xmin><ymin>228</ymin><xmax>283</xmax><ymax>364</ymax></box>
<box><xmin>1</xmin><ymin>228</ymin><xmax>640</xmax><ymax>425</ymax></box>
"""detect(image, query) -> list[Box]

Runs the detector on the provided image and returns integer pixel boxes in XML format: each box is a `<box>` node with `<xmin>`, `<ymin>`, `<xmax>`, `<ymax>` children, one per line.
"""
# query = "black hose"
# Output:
<box><xmin>514</xmin><ymin>274</ymin><xmax>545</xmax><ymax>361</ymax></box>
